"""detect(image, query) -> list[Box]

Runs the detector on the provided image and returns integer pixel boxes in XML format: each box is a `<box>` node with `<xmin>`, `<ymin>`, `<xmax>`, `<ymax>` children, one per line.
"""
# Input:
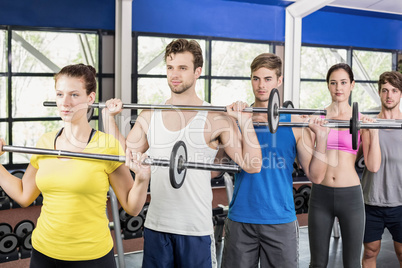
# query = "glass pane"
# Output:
<box><xmin>212</xmin><ymin>41</ymin><xmax>270</xmax><ymax>77</ymax></box>
<box><xmin>12</xmin><ymin>76</ymin><xmax>58</xmax><ymax>118</ymax></box>
<box><xmin>137</xmin><ymin>77</ymin><xmax>205</xmax><ymax>104</ymax></box>
<box><xmin>0</xmin><ymin>30</ymin><xmax>6</xmax><ymax>72</ymax></box>
<box><xmin>0</xmin><ymin>123</ymin><xmax>8</xmax><ymax>164</ymax></box>
<box><xmin>352</xmin><ymin>50</ymin><xmax>392</xmax><ymax>81</ymax></box>
<box><xmin>211</xmin><ymin>80</ymin><xmax>254</xmax><ymax>106</ymax></box>
<box><xmin>138</xmin><ymin>36</ymin><xmax>206</xmax><ymax>76</ymax></box>
<box><xmin>299</xmin><ymin>82</ymin><xmax>332</xmax><ymax>109</ymax></box>
<box><xmin>0</xmin><ymin>77</ymin><xmax>6</xmax><ymax>117</ymax></box>
<box><xmin>12</xmin><ymin>31</ymin><xmax>98</xmax><ymax>73</ymax></box>
<box><xmin>12</xmin><ymin>121</ymin><xmax>63</xmax><ymax>163</ymax></box>
<box><xmin>301</xmin><ymin>47</ymin><xmax>347</xmax><ymax>79</ymax></box>
<box><xmin>351</xmin><ymin>83</ymin><xmax>381</xmax><ymax>112</ymax></box>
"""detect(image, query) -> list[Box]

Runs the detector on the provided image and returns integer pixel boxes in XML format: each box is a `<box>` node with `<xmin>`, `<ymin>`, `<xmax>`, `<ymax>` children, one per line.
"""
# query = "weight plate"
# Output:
<box><xmin>22</xmin><ymin>232</ymin><xmax>32</xmax><ymax>250</ymax></box>
<box><xmin>169</xmin><ymin>141</ymin><xmax>187</xmax><ymax>189</ymax></box>
<box><xmin>294</xmin><ymin>193</ymin><xmax>305</xmax><ymax>210</ymax></box>
<box><xmin>119</xmin><ymin>207</ymin><xmax>131</xmax><ymax>222</ymax></box>
<box><xmin>268</xmin><ymin>88</ymin><xmax>280</xmax><ymax>133</ymax></box>
<box><xmin>283</xmin><ymin>100</ymin><xmax>294</xmax><ymax>109</ymax></box>
<box><xmin>0</xmin><ymin>233</ymin><xmax>18</xmax><ymax>254</ymax></box>
<box><xmin>126</xmin><ymin>216</ymin><xmax>144</xmax><ymax>233</ymax></box>
<box><xmin>0</xmin><ymin>223</ymin><xmax>12</xmax><ymax>237</ymax></box>
<box><xmin>351</xmin><ymin>102</ymin><xmax>359</xmax><ymax>150</ymax></box>
<box><xmin>139</xmin><ymin>203</ymin><xmax>149</xmax><ymax>219</ymax></box>
<box><xmin>297</xmin><ymin>185</ymin><xmax>311</xmax><ymax>198</ymax></box>
<box><xmin>11</xmin><ymin>170</ymin><xmax>24</xmax><ymax>179</ymax></box>
<box><xmin>14</xmin><ymin>220</ymin><xmax>34</xmax><ymax>238</ymax></box>
<box><xmin>357</xmin><ymin>156</ymin><xmax>365</xmax><ymax>169</ymax></box>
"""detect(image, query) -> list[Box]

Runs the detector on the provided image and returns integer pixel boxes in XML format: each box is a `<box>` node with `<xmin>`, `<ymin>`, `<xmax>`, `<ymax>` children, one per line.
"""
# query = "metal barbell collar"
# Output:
<box><xmin>2</xmin><ymin>141</ymin><xmax>241</xmax><ymax>189</ymax></box>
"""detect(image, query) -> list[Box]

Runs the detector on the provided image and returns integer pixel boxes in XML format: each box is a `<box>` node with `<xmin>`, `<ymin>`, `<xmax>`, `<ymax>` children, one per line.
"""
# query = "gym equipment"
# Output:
<box><xmin>0</xmin><ymin>223</ymin><xmax>12</xmax><ymax>238</ymax></box>
<box><xmin>14</xmin><ymin>220</ymin><xmax>34</xmax><ymax>239</ymax></box>
<box><xmin>270</xmin><ymin>102</ymin><xmax>402</xmax><ymax>150</ymax></box>
<box><xmin>44</xmin><ymin>88</ymin><xmax>327</xmax><ymax>134</ymax></box>
<box><xmin>294</xmin><ymin>193</ymin><xmax>305</xmax><ymax>212</ymax></box>
<box><xmin>2</xmin><ymin>140</ymin><xmax>240</xmax><ymax>189</ymax></box>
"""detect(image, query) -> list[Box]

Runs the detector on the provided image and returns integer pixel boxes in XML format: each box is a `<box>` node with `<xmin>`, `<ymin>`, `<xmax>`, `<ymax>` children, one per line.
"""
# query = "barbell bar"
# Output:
<box><xmin>43</xmin><ymin>88</ymin><xmax>327</xmax><ymax>134</ymax></box>
<box><xmin>2</xmin><ymin>141</ymin><xmax>241</xmax><ymax>189</ymax></box>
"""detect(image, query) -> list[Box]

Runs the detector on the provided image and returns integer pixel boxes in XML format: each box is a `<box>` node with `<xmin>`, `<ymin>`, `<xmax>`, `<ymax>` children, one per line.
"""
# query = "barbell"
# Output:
<box><xmin>43</xmin><ymin>88</ymin><xmax>327</xmax><ymax>133</ymax></box>
<box><xmin>267</xmin><ymin>102</ymin><xmax>402</xmax><ymax>150</ymax></box>
<box><xmin>2</xmin><ymin>141</ymin><xmax>241</xmax><ymax>189</ymax></box>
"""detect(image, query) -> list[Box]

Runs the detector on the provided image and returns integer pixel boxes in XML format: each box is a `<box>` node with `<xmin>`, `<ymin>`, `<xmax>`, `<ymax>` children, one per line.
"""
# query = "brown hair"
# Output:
<box><xmin>250</xmin><ymin>53</ymin><xmax>282</xmax><ymax>78</ymax></box>
<box><xmin>326</xmin><ymin>63</ymin><xmax>354</xmax><ymax>84</ymax></box>
<box><xmin>164</xmin><ymin>39</ymin><xmax>203</xmax><ymax>70</ymax></box>
<box><xmin>54</xmin><ymin>64</ymin><xmax>97</xmax><ymax>95</ymax></box>
<box><xmin>378</xmin><ymin>71</ymin><xmax>402</xmax><ymax>93</ymax></box>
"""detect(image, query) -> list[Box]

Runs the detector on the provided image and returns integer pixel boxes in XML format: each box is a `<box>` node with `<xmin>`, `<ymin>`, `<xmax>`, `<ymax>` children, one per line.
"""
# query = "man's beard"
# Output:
<box><xmin>382</xmin><ymin>99</ymin><xmax>400</xmax><ymax>110</ymax></box>
<box><xmin>168</xmin><ymin>81</ymin><xmax>193</xmax><ymax>94</ymax></box>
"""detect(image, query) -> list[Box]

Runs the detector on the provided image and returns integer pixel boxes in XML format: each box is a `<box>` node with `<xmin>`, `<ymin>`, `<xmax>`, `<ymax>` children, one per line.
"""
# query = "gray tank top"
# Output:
<box><xmin>361</xmin><ymin>129</ymin><xmax>402</xmax><ymax>206</ymax></box>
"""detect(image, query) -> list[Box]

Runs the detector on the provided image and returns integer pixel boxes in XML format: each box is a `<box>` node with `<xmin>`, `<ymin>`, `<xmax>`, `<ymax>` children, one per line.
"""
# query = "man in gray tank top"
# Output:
<box><xmin>361</xmin><ymin>71</ymin><xmax>402</xmax><ymax>267</ymax></box>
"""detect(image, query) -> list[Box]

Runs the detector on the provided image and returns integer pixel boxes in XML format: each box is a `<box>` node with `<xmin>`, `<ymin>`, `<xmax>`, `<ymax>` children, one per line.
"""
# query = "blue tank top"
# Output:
<box><xmin>228</xmin><ymin>114</ymin><xmax>297</xmax><ymax>224</ymax></box>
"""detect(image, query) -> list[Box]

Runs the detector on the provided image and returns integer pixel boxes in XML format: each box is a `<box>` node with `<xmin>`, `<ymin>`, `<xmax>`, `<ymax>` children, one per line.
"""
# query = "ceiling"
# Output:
<box><xmin>225</xmin><ymin>0</ymin><xmax>402</xmax><ymax>16</ymax></box>
<box><xmin>309</xmin><ymin>0</ymin><xmax>402</xmax><ymax>15</ymax></box>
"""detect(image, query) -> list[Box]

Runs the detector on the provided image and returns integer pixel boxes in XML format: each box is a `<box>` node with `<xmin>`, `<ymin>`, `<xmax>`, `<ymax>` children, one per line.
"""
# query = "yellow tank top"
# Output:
<box><xmin>30</xmin><ymin>130</ymin><xmax>124</xmax><ymax>260</ymax></box>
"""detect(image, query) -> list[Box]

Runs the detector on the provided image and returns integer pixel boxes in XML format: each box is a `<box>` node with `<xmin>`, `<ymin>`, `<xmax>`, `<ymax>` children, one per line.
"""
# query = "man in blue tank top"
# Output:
<box><xmin>221</xmin><ymin>53</ymin><xmax>329</xmax><ymax>268</ymax></box>
<box><xmin>361</xmin><ymin>71</ymin><xmax>402</xmax><ymax>267</ymax></box>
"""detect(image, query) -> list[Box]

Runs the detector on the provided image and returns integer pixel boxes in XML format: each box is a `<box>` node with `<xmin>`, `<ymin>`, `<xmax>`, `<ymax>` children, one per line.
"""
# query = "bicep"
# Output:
<box><xmin>109</xmin><ymin>164</ymin><xmax>134</xmax><ymax>206</ymax></box>
<box><xmin>21</xmin><ymin>164</ymin><xmax>41</xmax><ymax>204</ymax></box>
<box><xmin>126</xmin><ymin>112</ymin><xmax>150</xmax><ymax>152</ymax></box>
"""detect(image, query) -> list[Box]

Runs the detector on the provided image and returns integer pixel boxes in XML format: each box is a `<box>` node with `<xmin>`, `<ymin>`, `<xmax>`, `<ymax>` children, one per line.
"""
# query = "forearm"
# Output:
<box><xmin>364</xmin><ymin>131</ymin><xmax>381</xmax><ymax>173</ymax></box>
<box><xmin>307</xmin><ymin>135</ymin><xmax>328</xmax><ymax>184</ymax></box>
<box><xmin>102</xmin><ymin>113</ymin><xmax>126</xmax><ymax>150</ymax></box>
<box><xmin>125</xmin><ymin>177</ymin><xmax>149</xmax><ymax>216</ymax></box>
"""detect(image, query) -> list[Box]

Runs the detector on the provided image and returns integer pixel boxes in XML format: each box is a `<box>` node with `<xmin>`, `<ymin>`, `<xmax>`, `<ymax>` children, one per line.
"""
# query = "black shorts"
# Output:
<box><xmin>364</xmin><ymin>204</ymin><xmax>402</xmax><ymax>243</ymax></box>
<box><xmin>30</xmin><ymin>247</ymin><xmax>116</xmax><ymax>268</ymax></box>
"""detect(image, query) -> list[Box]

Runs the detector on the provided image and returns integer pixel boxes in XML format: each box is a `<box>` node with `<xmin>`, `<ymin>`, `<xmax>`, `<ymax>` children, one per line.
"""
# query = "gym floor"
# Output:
<box><xmin>116</xmin><ymin>227</ymin><xmax>399</xmax><ymax>268</ymax></box>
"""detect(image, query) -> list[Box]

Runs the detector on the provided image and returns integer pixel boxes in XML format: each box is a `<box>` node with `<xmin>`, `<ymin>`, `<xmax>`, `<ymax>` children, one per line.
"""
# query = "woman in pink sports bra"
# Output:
<box><xmin>308</xmin><ymin>63</ymin><xmax>381</xmax><ymax>268</ymax></box>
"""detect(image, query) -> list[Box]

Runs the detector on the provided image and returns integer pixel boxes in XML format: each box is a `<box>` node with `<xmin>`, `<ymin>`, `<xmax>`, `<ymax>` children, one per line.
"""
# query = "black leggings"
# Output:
<box><xmin>30</xmin><ymin>247</ymin><xmax>117</xmax><ymax>268</ymax></box>
<box><xmin>308</xmin><ymin>184</ymin><xmax>364</xmax><ymax>268</ymax></box>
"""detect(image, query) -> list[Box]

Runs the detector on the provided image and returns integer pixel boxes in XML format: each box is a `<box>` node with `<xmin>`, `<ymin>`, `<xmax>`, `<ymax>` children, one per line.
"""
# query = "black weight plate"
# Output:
<box><xmin>0</xmin><ymin>233</ymin><xmax>18</xmax><ymax>254</ymax></box>
<box><xmin>356</xmin><ymin>156</ymin><xmax>365</xmax><ymax>169</ymax></box>
<box><xmin>350</xmin><ymin>102</ymin><xmax>359</xmax><ymax>150</ymax></box>
<box><xmin>139</xmin><ymin>203</ymin><xmax>149</xmax><ymax>219</ymax></box>
<box><xmin>22</xmin><ymin>232</ymin><xmax>32</xmax><ymax>250</ymax></box>
<box><xmin>283</xmin><ymin>100</ymin><xmax>294</xmax><ymax>109</ymax></box>
<box><xmin>11</xmin><ymin>170</ymin><xmax>24</xmax><ymax>179</ymax></box>
<box><xmin>169</xmin><ymin>141</ymin><xmax>187</xmax><ymax>189</ymax></box>
<box><xmin>294</xmin><ymin>193</ymin><xmax>305</xmax><ymax>210</ymax></box>
<box><xmin>268</xmin><ymin>88</ymin><xmax>280</xmax><ymax>133</ymax></box>
<box><xmin>126</xmin><ymin>216</ymin><xmax>144</xmax><ymax>233</ymax></box>
<box><xmin>14</xmin><ymin>220</ymin><xmax>34</xmax><ymax>238</ymax></box>
<box><xmin>119</xmin><ymin>207</ymin><xmax>131</xmax><ymax>222</ymax></box>
<box><xmin>297</xmin><ymin>185</ymin><xmax>311</xmax><ymax>198</ymax></box>
<box><xmin>0</xmin><ymin>223</ymin><xmax>12</xmax><ymax>237</ymax></box>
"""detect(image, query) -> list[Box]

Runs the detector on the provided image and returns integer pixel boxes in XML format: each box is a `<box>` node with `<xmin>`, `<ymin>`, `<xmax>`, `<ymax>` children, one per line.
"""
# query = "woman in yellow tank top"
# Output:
<box><xmin>0</xmin><ymin>64</ymin><xmax>150</xmax><ymax>267</ymax></box>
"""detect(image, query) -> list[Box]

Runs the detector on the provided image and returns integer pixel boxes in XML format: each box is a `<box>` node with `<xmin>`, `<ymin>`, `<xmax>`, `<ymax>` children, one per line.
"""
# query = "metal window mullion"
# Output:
<box><xmin>7</xmin><ymin>26</ymin><xmax>13</xmax><ymax>164</ymax></box>
<box><xmin>205</xmin><ymin>38</ymin><xmax>212</xmax><ymax>103</ymax></box>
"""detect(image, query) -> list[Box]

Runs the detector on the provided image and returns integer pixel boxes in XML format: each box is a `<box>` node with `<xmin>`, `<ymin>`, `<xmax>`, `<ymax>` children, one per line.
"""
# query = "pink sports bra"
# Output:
<box><xmin>320</xmin><ymin>114</ymin><xmax>361</xmax><ymax>155</ymax></box>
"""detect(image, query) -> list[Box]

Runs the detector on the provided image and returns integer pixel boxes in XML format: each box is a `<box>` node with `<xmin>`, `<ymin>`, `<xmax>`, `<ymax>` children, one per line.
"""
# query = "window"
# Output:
<box><xmin>0</xmin><ymin>28</ymin><xmax>100</xmax><ymax>166</ymax></box>
<box><xmin>135</xmin><ymin>35</ymin><xmax>272</xmax><ymax>108</ymax></box>
<box><xmin>300</xmin><ymin>46</ymin><xmax>395</xmax><ymax>113</ymax></box>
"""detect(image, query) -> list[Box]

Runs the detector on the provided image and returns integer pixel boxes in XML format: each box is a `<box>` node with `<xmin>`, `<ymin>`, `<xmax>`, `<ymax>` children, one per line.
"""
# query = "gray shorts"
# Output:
<box><xmin>221</xmin><ymin>219</ymin><xmax>299</xmax><ymax>268</ymax></box>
